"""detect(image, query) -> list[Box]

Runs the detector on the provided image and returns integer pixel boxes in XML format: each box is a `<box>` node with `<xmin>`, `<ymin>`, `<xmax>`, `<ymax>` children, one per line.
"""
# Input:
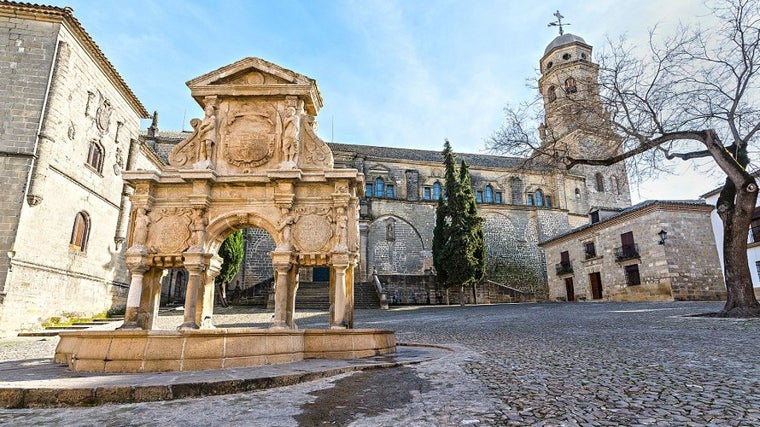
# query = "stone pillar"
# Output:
<box><xmin>346</xmin><ymin>262</ymin><xmax>355</xmax><ymax>328</ymax></box>
<box><xmin>359</xmin><ymin>220</ymin><xmax>370</xmax><ymax>281</ymax></box>
<box><xmin>181</xmin><ymin>251</ymin><xmax>211</xmax><ymax>330</ymax></box>
<box><xmin>270</xmin><ymin>263</ymin><xmax>292</xmax><ymax>329</ymax></box>
<box><xmin>138</xmin><ymin>267</ymin><xmax>164</xmax><ymax>330</ymax></box>
<box><xmin>330</xmin><ymin>261</ymin><xmax>349</xmax><ymax>329</ymax></box>
<box><xmin>284</xmin><ymin>265</ymin><xmax>299</xmax><ymax>329</ymax></box>
<box><xmin>198</xmin><ymin>254</ymin><xmax>223</xmax><ymax>329</ymax></box>
<box><xmin>120</xmin><ymin>261</ymin><xmax>149</xmax><ymax>329</ymax></box>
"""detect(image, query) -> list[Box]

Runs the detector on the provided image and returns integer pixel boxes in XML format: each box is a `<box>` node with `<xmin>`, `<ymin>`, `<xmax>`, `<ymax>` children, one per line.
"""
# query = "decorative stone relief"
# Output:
<box><xmin>133</xmin><ymin>207</ymin><xmax>151</xmax><ymax>247</ymax></box>
<box><xmin>85</xmin><ymin>91</ymin><xmax>96</xmax><ymax>117</ymax></box>
<box><xmin>145</xmin><ymin>208</ymin><xmax>193</xmax><ymax>253</ymax></box>
<box><xmin>96</xmin><ymin>98</ymin><xmax>112</xmax><ymax>133</ymax></box>
<box><xmin>293</xmin><ymin>207</ymin><xmax>332</xmax><ymax>252</ymax></box>
<box><xmin>168</xmin><ymin>98</ymin><xmax>219</xmax><ymax>169</ymax></box>
<box><xmin>278</xmin><ymin>100</ymin><xmax>302</xmax><ymax>169</ymax></box>
<box><xmin>67</xmin><ymin>122</ymin><xmax>76</xmax><ymax>141</ymax></box>
<box><xmin>222</xmin><ymin>101</ymin><xmax>276</xmax><ymax>168</ymax></box>
<box><xmin>113</xmin><ymin>146</ymin><xmax>124</xmax><ymax>175</ymax></box>
<box><xmin>276</xmin><ymin>207</ymin><xmax>296</xmax><ymax>250</ymax></box>
<box><xmin>334</xmin><ymin>207</ymin><xmax>349</xmax><ymax>250</ymax></box>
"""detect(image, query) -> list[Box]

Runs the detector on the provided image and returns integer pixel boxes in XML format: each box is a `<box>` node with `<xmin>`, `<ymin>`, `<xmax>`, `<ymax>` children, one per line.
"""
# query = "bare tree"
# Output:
<box><xmin>489</xmin><ymin>0</ymin><xmax>760</xmax><ymax>317</ymax></box>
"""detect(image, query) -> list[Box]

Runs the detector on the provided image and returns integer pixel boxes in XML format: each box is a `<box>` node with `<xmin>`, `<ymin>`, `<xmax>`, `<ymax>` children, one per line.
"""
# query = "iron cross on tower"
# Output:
<box><xmin>548</xmin><ymin>10</ymin><xmax>570</xmax><ymax>35</ymax></box>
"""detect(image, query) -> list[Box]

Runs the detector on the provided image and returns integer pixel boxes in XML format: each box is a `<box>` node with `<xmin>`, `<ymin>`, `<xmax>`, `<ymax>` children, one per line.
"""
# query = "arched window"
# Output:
<box><xmin>485</xmin><ymin>185</ymin><xmax>494</xmax><ymax>203</ymax></box>
<box><xmin>535</xmin><ymin>189</ymin><xmax>544</xmax><ymax>206</ymax></box>
<box><xmin>547</xmin><ymin>86</ymin><xmax>557</xmax><ymax>102</ymax></box>
<box><xmin>70</xmin><ymin>211</ymin><xmax>90</xmax><ymax>251</ymax></box>
<box><xmin>546</xmin><ymin>195</ymin><xmax>553</xmax><ymax>208</ymax></box>
<box><xmin>433</xmin><ymin>182</ymin><xmax>442</xmax><ymax>200</ymax></box>
<box><xmin>595</xmin><ymin>173</ymin><xmax>605</xmax><ymax>192</ymax></box>
<box><xmin>565</xmin><ymin>77</ymin><xmax>577</xmax><ymax>94</ymax></box>
<box><xmin>374</xmin><ymin>177</ymin><xmax>385</xmax><ymax>198</ymax></box>
<box><xmin>510</xmin><ymin>177</ymin><xmax>523</xmax><ymax>204</ymax></box>
<box><xmin>526</xmin><ymin>193</ymin><xmax>534</xmax><ymax>206</ymax></box>
<box><xmin>86</xmin><ymin>141</ymin><xmax>104</xmax><ymax>173</ymax></box>
<box><xmin>611</xmin><ymin>176</ymin><xmax>620</xmax><ymax>195</ymax></box>
<box><xmin>386</xmin><ymin>184</ymin><xmax>395</xmax><ymax>199</ymax></box>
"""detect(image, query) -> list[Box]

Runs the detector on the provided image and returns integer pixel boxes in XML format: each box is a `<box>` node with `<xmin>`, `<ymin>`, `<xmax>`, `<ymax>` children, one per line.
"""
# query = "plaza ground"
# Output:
<box><xmin>1</xmin><ymin>301</ymin><xmax>759</xmax><ymax>426</ymax></box>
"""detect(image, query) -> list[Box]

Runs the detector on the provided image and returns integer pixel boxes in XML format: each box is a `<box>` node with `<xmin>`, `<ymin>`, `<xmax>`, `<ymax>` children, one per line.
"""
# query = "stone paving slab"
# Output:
<box><xmin>0</xmin><ymin>344</ymin><xmax>448</xmax><ymax>408</ymax></box>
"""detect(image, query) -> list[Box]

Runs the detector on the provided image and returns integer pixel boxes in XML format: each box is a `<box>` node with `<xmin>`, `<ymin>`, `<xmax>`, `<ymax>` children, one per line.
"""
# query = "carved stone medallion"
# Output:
<box><xmin>223</xmin><ymin>103</ymin><xmax>277</xmax><ymax>167</ymax></box>
<box><xmin>293</xmin><ymin>214</ymin><xmax>332</xmax><ymax>252</ymax></box>
<box><xmin>146</xmin><ymin>209</ymin><xmax>193</xmax><ymax>253</ymax></box>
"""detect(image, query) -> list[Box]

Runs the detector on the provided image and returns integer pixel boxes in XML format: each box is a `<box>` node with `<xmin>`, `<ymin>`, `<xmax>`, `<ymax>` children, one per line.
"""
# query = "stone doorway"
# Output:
<box><xmin>589</xmin><ymin>272</ymin><xmax>603</xmax><ymax>300</ymax></box>
<box><xmin>564</xmin><ymin>277</ymin><xmax>575</xmax><ymax>302</ymax></box>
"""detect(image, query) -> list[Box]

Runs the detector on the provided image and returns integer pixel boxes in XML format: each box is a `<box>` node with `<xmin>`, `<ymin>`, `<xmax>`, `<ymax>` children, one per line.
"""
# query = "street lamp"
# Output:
<box><xmin>658</xmin><ymin>229</ymin><xmax>668</xmax><ymax>245</ymax></box>
<box><xmin>6</xmin><ymin>249</ymin><xmax>15</xmax><ymax>271</ymax></box>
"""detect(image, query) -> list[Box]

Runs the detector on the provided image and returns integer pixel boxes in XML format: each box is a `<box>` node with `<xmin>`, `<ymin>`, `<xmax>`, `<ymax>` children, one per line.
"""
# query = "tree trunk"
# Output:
<box><xmin>445</xmin><ymin>288</ymin><xmax>450</xmax><ymax>305</ymax></box>
<box><xmin>719</xmin><ymin>183</ymin><xmax>760</xmax><ymax>317</ymax></box>
<box><xmin>471</xmin><ymin>282</ymin><xmax>477</xmax><ymax>305</ymax></box>
<box><xmin>217</xmin><ymin>283</ymin><xmax>229</xmax><ymax>308</ymax></box>
<box><xmin>460</xmin><ymin>285</ymin><xmax>465</xmax><ymax>306</ymax></box>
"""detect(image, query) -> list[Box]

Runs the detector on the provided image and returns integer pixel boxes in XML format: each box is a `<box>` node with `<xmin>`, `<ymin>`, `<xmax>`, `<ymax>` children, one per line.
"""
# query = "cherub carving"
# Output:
<box><xmin>280</xmin><ymin>105</ymin><xmax>300</xmax><ymax>167</ymax></box>
<box><xmin>277</xmin><ymin>208</ymin><xmax>296</xmax><ymax>250</ymax></box>
<box><xmin>196</xmin><ymin>104</ymin><xmax>217</xmax><ymax>168</ymax></box>
<box><xmin>133</xmin><ymin>207</ymin><xmax>151</xmax><ymax>246</ymax></box>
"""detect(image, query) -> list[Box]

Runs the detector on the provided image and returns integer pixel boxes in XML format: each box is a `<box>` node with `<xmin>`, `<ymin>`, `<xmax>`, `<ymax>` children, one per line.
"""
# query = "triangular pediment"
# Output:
<box><xmin>186</xmin><ymin>57</ymin><xmax>323</xmax><ymax>115</ymax></box>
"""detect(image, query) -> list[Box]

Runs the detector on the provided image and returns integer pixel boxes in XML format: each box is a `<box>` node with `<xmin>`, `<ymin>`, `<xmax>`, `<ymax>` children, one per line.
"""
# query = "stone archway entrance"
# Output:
<box><xmin>55</xmin><ymin>58</ymin><xmax>395</xmax><ymax>373</ymax></box>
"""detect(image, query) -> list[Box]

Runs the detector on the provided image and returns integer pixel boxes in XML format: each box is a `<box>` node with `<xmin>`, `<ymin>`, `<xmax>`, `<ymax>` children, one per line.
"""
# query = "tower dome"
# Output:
<box><xmin>544</xmin><ymin>33</ymin><xmax>588</xmax><ymax>55</ymax></box>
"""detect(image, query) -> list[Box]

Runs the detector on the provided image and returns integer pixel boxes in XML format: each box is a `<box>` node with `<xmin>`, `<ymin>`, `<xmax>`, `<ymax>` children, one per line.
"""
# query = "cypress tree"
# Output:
<box><xmin>215</xmin><ymin>229</ymin><xmax>245</xmax><ymax>306</ymax></box>
<box><xmin>432</xmin><ymin>140</ymin><xmax>486</xmax><ymax>305</ymax></box>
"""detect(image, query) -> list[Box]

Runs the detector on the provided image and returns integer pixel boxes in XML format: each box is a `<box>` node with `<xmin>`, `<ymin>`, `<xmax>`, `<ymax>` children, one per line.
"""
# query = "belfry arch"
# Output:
<box><xmin>121</xmin><ymin>57</ymin><xmax>363</xmax><ymax>331</ymax></box>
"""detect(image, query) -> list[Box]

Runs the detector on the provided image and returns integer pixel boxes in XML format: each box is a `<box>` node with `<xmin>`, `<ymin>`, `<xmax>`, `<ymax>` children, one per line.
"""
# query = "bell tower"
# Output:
<box><xmin>538</xmin><ymin>16</ymin><xmax>631</xmax><ymax>210</ymax></box>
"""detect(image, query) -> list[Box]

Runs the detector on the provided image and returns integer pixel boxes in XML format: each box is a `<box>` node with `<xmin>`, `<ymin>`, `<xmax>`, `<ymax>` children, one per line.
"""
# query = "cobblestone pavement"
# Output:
<box><xmin>1</xmin><ymin>301</ymin><xmax>759</xmax><ymax>426</ymax></box>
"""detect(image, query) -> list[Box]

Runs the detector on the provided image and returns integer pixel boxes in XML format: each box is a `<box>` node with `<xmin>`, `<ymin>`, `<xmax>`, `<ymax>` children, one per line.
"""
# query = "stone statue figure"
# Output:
<box><xmin>190</xmin><ymin>209</ymin><xmax>208</xmax><ymax>247</ymax></box>
<box><xmin>277</xmin><ymin>208</ymin><xmax>295</xmax><ymax>249</ymax></box>
<box><xmin>133</xmin><ymin>208</ymin><xmax>151</xmax><ymax>246</ymax></box>
<box><xmin>281</xmin><ymin>106</ymin><xmax>300</xmax><ymax>167</ymax></box>
<box><xmin>195</xmin><ymin>104</ymin><xmax>217</xmax><ymax>168</ymax></box>
<box><xmin>335</xmin><ymin>207</ymin><xmax>348</xmax><ymax>249</ymax></box>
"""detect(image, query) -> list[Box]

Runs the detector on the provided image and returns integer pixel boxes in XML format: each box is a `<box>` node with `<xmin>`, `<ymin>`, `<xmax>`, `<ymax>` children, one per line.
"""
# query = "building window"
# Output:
<box><xmin>365</xmin><ymin>184</ymin><xmax>373</xmax><ymax>197</ymax></box>
<box><xmin>595</xmin><ymin>173</ymin><xmax>605</xmax><ymax>192</ymax></box>
<box><xmin>374</xmin><ymin>178</ymin><xmax>385</xmax><ymax>198</ymax></box>
<box><xmin>526</xmin><ymin>193</ymin><xmax>534</xmax><ymax>206</ymax></box>
<box><xmin>510</xmin><ymin>177</ymin><xmax>523</xmax><ymax>205</ymax></box>
<box><xmin>590</xmin><ymin>211</ymin><xmax>600</xmax><ymax>224</ymax></box>
<box><xmin>535</xmin><ymin>189</ymin><xmax>544</xmax><ymax>207</ymax></box>
<box><xmin>385</xmin><ymin>184</ymin><xmax>394</xmax><ymax>199</ymax></box>
<box><xmin>625</xmin><ymin>264</ymin><xmax>641</xmax><ymax>286</ymax></box>
<box><xmin>584</xmin><ymin>241</ymin><xmax>596</xmax><ymax>259</ymax></box>
<box><xmin>548</xmin><ymin>86</ymin><xmax>557</xmax><ymax>102</ymax></box>
<box><xmin>751</xmin><ymin>207</ymin><xmax>760</xmax><ymax>243</ymax></box>
<box><xmin>86</xmin><ymin>141</ymin><xmax>104</xmax><ymax>173</ymax></box>
<box><xmin>476</xmin><ymin>191</ymin><xmax>483</xmax><ymax>203</ymax></box>
<box><xmin>423</xmin><ymin>187</ymin><xmax>431</xmax><ymax>200</ymax></box>
<box><xmin>611</xmin><ymin>176</ymin><xmax>620</xmax><ymax>195</ymax></box>
<box><xmin>484</xmin><ymin>185</ymin><xmax>494</xmax><ymax>203</ymax></box>
<box><xmin>433</xmin><ymin>182</ymin><xmax>442</xmax><ymax>200</ymax></box>
<box><xmin>575</xmin><ymin>188</ymin><xmax>581</xmax><ymax>199</ymax></box>
<box><xmin>70</xmin><ymin>211</ymin><xmax>90</xmax><ymax>251</ymax></box>
<box><xmin>565</xmin><ymin>77</ymin><xmax>577</xmax><ymax>94</ymax></box>
<box><xmin>495</xmin><ymin>192</ymin><xmax>502</xmax><ymax>204</ymax></box>
<box><xmin>546</xmin><ymin>195</ymin><xmax>553</xmax><ymax>208</ymax></box>
<box><xmin>616</xmin><ymin>231</ymin><xmax>639</xmax><ymax>261</ymax></box>
<box><xmin>556</xmin><ymin>250</ymin><xmax>573</xmax><ymax>275</ymax></box>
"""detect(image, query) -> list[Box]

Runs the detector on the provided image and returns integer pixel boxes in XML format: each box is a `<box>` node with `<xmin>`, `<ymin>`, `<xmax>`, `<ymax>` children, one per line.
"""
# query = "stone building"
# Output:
<box><xmin>0</xmin><ymin>3</ymin><xmax>154</xmax><ymax>336</ymax></box>
<box><xmin>145</xmin><ymin>31</ymin><xmax>634</xmax><ymax>305</ymax></box>
<box><xmin>540</xmin><ymin>200</ymin><xmax>726</xmax><ymax>302</ymax></box>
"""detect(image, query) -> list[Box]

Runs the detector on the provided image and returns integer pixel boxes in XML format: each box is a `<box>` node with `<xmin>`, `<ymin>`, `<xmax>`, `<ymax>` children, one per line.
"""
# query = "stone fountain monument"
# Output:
<box><xmin>55</xmin><ymin>58</ymin><xmax>396</xmax><ymax>372</ymax></box>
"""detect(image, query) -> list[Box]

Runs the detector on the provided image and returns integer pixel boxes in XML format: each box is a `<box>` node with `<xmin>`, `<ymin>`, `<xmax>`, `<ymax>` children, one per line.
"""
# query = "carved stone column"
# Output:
<box><xmin>181</xmin><ymin>250</ymin><xmax>211</xmax><ymax>330</ymax></box>
<box><xmin>330</xmin><ymin>254</ymin><xmax>350</xmax><ymax>329</ymax></box>
<box><xmin>138</xmin><ymin>267</ymin><xmax>165</xmax><ymax>330</ymax></box>
<box><xmin>270</xmin><ymin>262</ymin><xmax>292</xmax><ymax>329</ymax></box>
<box><xmin>198</xmin><ymin>254</ymin><xmax>223</xmax><ymax>329</ymax></box>
<box><xmin>120</xmin><ymin>261</ymin><xmax>149</xmax><ymax>330</ymax></box>
<box><xmin>286</xmin><ymin>264</ymin><xmax>300</xmax><ymax>329</ymax></box>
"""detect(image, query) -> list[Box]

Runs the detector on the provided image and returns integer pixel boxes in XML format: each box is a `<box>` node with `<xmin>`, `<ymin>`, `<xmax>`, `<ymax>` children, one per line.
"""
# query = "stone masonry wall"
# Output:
<box><xmin>0</xmin><ymin>15</ymin><xmax>59</xmax><ymax>305</ymax></box>
<box><xmin>543</xmin><ymin>203</ymin><xmax>724</xmax><ymax>302</ymax></box>
<box><xmin>0</xmin><ymin>21</ymin><xmax>144</xmax><ymax>335</ymax></box>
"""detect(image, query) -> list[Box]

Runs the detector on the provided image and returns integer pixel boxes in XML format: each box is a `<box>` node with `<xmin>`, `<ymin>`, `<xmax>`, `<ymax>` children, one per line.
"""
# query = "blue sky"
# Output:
<box><xmin>48</xmin><ymin>0</ymin><xmax>722</xmax><ymax>201</ymax></box>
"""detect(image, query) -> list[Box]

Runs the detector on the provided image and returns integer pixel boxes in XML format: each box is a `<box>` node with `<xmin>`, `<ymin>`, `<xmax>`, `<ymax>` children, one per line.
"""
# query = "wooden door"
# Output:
<box><xmin>564</xmin><ymin>277</ymin><xmax>575</xmax><ymax>302</ymax></box>
<box><xmin>589</xmin><ymin>272</ymin><xmax>603</xmax><ymax>300</ymax></box>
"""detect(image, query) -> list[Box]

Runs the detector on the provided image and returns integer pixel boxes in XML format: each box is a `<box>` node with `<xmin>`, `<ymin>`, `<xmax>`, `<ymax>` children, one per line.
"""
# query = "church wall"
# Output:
<box><xmin>0</xmin><ymin>21</ymin><xmax>144</xmax><ymax>335</ymax></box>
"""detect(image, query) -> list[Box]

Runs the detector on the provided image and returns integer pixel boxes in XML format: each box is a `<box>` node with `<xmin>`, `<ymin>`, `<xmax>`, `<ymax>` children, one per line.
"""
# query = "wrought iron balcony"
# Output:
<box><xmin>555</xmin><ymin>261</ymin><xmax>574</xmax><ymax>275</ymax></box>
<box><xmin>615</xmin><ymin>244</ymin><xmax>640</xmax><ymax>262</ymax></box>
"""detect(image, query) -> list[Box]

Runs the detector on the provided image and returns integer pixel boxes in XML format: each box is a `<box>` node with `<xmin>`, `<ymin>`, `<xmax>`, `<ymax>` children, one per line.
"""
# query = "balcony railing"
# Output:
<box><xmin>555</xmin><ymin>261</ymin><xmax>574</xmax><ymax>275</ymax></box>
<box><xmin>615</xmin><ymin>244</ymin><xmax>640</xmax><ymax>262</ymax></box>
